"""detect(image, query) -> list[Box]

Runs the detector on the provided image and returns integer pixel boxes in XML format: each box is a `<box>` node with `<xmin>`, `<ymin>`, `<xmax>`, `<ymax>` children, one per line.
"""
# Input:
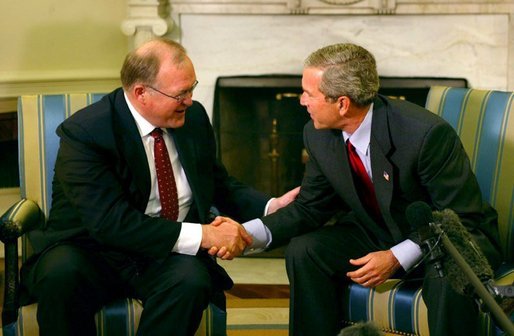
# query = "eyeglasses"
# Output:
<box><xmin>146</xmin><ymin>80</ymin><xmax>199</xmax><ymax>102</ymax></box>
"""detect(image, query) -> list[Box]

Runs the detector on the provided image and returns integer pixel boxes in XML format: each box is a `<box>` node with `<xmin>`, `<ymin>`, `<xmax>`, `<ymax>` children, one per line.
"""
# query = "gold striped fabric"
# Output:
<box><xmin>18</xmin><ymin>94</ymin><xmax>105</xmax><ymax>216</ymax></box>
<box><xmin>426</xmin><ymin>86</ymin><xmax>514</xmax><ymax>261</ymax></box>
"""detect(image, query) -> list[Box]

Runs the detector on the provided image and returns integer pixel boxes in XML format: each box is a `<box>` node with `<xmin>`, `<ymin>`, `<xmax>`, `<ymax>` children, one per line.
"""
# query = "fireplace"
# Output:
<box><xmin>213</xmin><ymin>75</ymin><xmax>468</xmax><ymax>197</ymax></box>
<box><xmin>0</xmin><ymin>111</ymin><xmax>19</xmax><ymax>188</ymax></box>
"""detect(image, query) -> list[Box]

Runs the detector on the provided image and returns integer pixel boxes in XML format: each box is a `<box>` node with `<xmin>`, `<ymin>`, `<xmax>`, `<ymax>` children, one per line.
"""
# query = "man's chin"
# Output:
<box><xmin>312</xmin><ymin>121</ymin><xmax>327</xmax><ymax>130</ymax></box>
<box><xmin>167</xmin><ymin>118</ymin><xmax>186</xmax><ymax>129</ymax></box>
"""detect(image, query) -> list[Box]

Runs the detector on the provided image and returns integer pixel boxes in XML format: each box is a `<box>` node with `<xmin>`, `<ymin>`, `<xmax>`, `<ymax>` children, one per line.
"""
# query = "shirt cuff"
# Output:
<box><xmin>171</xmin><ymin>222</ymin><xmax>202</xmax><ymax>255</ymax></box>
<box><xmin>264</xmin><ymin>198</ymin><xmax>275</xmax><ymax>216</ymax></box>
<box><xmin>242</xmin><ymin>218</ymin><xmax>272</xmax><ymax>255</ymax></box>
<box><xmin>390</xmin><ymin>239</ymin><xmax>423</xmax><ymax>271</ymax></box>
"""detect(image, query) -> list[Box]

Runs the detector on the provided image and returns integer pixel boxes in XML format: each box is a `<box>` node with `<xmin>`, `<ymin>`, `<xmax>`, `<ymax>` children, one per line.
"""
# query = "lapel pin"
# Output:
<box><xmin>383</xmin><ymin>171</ymin><xmax>390</xmax><ymax>181</ymax></box>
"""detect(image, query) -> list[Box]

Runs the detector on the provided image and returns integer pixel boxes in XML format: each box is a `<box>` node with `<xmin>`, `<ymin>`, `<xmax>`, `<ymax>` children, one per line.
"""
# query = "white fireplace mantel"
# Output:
<box><xmin>164</xmin><ymin>0</ymin><xmax>514</xmax><ymax>15</ymax></box>
<box><xmin>118</xmin><ymin>0</ymin><xmax>514</xmax><ymax>118</ymax></box>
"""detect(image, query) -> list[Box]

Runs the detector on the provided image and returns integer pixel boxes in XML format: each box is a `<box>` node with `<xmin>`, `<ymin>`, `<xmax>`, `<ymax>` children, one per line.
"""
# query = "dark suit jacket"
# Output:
<box><xmin>27</xmin><ymin>88</ymin><xmax>269</xmax><ymax>263</ymax></box>
<box><xmin>262</xmin><ymin>95</ymin><xmax>501</xmax><ymax>265</ymax></box>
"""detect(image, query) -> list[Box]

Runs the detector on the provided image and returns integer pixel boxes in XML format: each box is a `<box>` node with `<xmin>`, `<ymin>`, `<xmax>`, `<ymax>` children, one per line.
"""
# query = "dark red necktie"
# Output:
<box><xmin>346</xmin><ymin>140</ymin><xmax>382</xmax><ymax>222</ymax></box>
<box><xmin>151</xmin><ymin>128</ymin><xmax>179</xmax><ymax>221</ymax></box>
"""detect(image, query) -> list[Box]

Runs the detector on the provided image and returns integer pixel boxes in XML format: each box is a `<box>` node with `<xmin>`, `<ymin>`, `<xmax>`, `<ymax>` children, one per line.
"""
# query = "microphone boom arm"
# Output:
<box><xmin>431</xmin><ymin>223</ymin><xmax>514</xmax><ymax>334</ymax></box>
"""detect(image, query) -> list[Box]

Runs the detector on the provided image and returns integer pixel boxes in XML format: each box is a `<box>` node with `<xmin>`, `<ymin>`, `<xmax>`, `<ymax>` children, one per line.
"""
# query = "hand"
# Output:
<box><xmin>346</xmin><ymin>250</ymin><xmax>401</xmax><ymax>288</ymax></box>
<box><xmin>202</xmin><ymin>216</ymin><xmax>252</xmax><ymax>260</ymax></box>
<box><xmin>267</xmin><ymin>186</ymin><xmax>300</xmax><ymax>215</ymax></box>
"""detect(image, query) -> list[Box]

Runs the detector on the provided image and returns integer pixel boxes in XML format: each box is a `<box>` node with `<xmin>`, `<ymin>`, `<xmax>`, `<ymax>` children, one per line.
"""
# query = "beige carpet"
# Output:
<box><xmin>226</xmin><ymin>298</ymin><xmax>289</xmax><ymax>336</ymax></box>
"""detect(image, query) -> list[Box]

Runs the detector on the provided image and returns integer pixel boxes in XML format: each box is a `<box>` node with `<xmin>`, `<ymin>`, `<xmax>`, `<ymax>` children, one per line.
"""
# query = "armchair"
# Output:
<box><xmin>1</xmin><ymin>93</ymin><xmax>227</xmax><ymax>335</ymax></box>
<box><xmin>341</xmin><ymin>86</ymin><xmax>514</xmax><ymax>335</ymax></box>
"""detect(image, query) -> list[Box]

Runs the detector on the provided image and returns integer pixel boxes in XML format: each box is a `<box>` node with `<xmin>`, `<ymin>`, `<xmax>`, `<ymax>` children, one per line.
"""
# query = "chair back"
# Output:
<box><xmin>425</xmin><ymin>86</ymin><xmax>514</xmax><ymax>262</ymax></box>
<box><xmin>18</xmin><ymin>94</ymin><xmax>106</xmax><ymax>216</ymax></box>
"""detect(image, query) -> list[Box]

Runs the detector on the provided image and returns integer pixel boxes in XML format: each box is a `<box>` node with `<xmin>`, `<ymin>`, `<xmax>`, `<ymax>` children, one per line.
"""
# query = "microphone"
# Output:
<box><xmin>432</xmin><ymin>207</ymin><xmax>494</xmax><ymax>296</ymax></box>
<box><xmin>338</xmin><ymin>321</ymin><xmax>384</xmax><ymax>336</ymax></box>
<box><xmin>406</xmin><ymin>201</ymin><xmax>514</xmax><ymax>335</ymax></box>
<box><xmin>406</xmin><ymin>201</ymin><xmax>445</xmax><ymax>278</ymax></box>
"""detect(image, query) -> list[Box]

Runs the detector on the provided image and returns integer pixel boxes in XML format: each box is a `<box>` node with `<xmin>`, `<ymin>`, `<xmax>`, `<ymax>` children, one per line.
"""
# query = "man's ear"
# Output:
<box><xmin>338</xmin><ymin>96</ymin><xmax>351</xmax><ymax>114</ymax></box>
<box><xmin>133</xmin><ymin>84</ymin><xmax>147</xmax><ymax>103</ymax></box>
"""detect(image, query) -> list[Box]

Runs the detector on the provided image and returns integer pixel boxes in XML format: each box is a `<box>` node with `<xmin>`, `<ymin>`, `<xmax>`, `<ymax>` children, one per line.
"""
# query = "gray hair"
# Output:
<box><xmin>304</xmin><ymin>43</ymin><xmax>379</xmax><ymax>106</ymax></box>
<box><xmin>120</xmin><ymin>38</ymin><xmax>187</xmax><ymax>90</ymax></box>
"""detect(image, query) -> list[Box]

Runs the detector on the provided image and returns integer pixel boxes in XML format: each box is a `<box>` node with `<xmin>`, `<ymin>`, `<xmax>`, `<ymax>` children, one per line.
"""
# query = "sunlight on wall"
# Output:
<box><xmin>0</xmin><ymin>0</ymin><xmax>128</xmax><ymax>82</ymax></box>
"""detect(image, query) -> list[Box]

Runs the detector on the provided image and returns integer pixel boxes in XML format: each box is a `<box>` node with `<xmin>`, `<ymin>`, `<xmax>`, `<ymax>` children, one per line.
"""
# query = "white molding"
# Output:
<box><xmin>166</xmin><ymin>0</ymin><xmax>514</xmax><ymax>15</ymax></box>
<box><xmin>0</xmin><ymin>77</ymin><xmax>121</xmax><ymax>99</ymax></box>
<box><xmin>162</xmin><ymin>0</ymin><xmax>514</xmax><ymax>90</ymax></box>
<box><xmin>121</xmin><ymin>0</ymin><xmax>174</xmax><ymax>48</ymax></box>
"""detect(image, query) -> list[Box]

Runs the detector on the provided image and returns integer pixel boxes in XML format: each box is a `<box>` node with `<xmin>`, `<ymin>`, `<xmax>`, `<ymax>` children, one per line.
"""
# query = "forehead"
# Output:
<box><xmin>157</xmin><ymin>57</ymin><xmax>196</xmax><ymax>89</ymax></box>
<box><xmin>302</xmin><ymin>67</ymin><xmax>324</xmax><ymax>91</ymax></box>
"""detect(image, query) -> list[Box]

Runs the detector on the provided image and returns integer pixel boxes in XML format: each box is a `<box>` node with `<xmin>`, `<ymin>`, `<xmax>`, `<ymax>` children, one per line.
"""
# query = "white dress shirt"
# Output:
<box><xmin>245</xmin><ymin>104</ymin><xmax>422</xmax><ymax>271</ymax></box>
<box><xmin>125</xmin><ymin>92</ymin><xmax>201</xmax><ymax>255</ymax></box>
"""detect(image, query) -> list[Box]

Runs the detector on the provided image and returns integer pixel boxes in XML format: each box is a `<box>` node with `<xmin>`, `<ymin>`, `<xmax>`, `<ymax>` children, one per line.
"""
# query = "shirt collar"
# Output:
<box><xmin>342</xmin><ymin>103</ymin><xmax>373</xmax><ymax>155</ymax></box>
<box><xmin>124</xmin><ymin>91</ymin><xmax>164</xmax><ymax>137</ymax></box>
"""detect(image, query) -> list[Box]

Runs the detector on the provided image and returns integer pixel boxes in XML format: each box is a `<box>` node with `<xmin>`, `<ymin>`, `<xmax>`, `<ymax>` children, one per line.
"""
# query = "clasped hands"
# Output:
<box><xmin>201</xmin><ymin>186</ymin><xmax>301</xmax><ymax>260</ymax></box>
<box><xmin>201</xmin><ymin>216</ymin><xmax>247</xmax><ymax>260</ymax></box>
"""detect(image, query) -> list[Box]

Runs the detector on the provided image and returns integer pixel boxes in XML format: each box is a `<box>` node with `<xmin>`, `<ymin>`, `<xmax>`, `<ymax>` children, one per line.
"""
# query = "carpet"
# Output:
<box><xmin>225</xmin><ymin>284</ymin><xmax>290</xmax><ymax>335</ymax></box>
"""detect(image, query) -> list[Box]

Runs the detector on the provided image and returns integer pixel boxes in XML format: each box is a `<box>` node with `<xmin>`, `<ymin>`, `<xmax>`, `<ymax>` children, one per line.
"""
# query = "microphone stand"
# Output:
<box><xmin>430</xmin><ymin>223</ymin><xmax>514</xmax><ymax>335</ymax></box>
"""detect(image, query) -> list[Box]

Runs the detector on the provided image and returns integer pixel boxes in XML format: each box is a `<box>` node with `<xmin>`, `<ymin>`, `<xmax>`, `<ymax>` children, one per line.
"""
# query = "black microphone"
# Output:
<box><xmin>431</xmin><ymin>208</ymin><xmax>494</xmax><ymax>296</ymax></box>
<box><xmin>406</xmin><ymin>201</ymin><xmax>445</xmax><ymax>278</ymax></box>
<box><xmin>406</xmin><ymin>201</ymin><xmax>514</xmax><ymax>335</ymax></box>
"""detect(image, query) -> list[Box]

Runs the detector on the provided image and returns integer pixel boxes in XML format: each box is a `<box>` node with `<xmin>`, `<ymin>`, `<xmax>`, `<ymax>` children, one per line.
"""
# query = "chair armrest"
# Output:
<box><xmin>0</xmin><ymin>199</ymin><xmax>42</xmax><ymax>243</ymax></box>
<box><xmin>0</xmin><ymin>199</ymin><xmax>43</xmax><ymax>327</ymax></box>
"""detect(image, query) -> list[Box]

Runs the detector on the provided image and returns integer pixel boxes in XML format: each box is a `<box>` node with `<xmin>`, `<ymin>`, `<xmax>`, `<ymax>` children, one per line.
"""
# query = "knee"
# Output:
<box><xmin>285</xmin><ymin>234</ymin><xmax>320</xmax><ymax>263</ymax></box>
<box><xmin>158</xmin><ymin>259</ymin><xmax>212</xmax><ymax>302</ymax></box>
<box><xmin>31</xmin><ymin>247</ymin><xmax>88</xmax><ymax>295</ymax></box>
<box><xmin>176</xmin><ymin>271</ymin><xmax>212</xmax><ymax>299</ymax></box>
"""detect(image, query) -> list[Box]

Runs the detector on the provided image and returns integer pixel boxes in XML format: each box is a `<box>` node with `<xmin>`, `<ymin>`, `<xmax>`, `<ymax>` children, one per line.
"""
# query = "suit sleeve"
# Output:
<box><xmin>415</xmin><ymin>121</ymin><xmax>501</xmax><ymax>263</ymax></box>
<box><xmin>262</xmin><ymin>125</ymin><xmax>347</xmax><ymax>249</ymax></box>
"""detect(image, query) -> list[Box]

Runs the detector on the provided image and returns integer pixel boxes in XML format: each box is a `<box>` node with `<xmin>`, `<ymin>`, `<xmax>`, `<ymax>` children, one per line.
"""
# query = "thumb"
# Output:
<box><xmin>349</xmin><ymin>255</ymin><xmax>369</xmax><ymax>266</ymax></box>
<box><xmin>210</xmin><ymin>216</ymin><xmax>225</xmax><ymax>226</ymax></box>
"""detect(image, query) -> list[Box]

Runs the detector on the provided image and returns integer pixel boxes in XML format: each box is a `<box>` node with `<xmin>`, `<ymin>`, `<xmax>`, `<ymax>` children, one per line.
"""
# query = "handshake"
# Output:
<box><xmin>200</xmin><ymin>186</ymin><xmax>301</xmax><ymax>260</ymax></box>
<box><xmin>201</xmin><ymin>216</ymin><xmax>251</xmax><ymax>260</ymax></box>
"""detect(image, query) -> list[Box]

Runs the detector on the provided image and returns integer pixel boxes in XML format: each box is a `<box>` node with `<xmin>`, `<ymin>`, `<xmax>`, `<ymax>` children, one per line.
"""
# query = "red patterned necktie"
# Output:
<box><xmin>151</xmin><ymin>128</ymin><xmax>179</xmax><ymax>221</ymax></box>
<box><xmin>346</xmin><ymin>140</ymin><xmax>382</xmax><ymax>222</ymax></box>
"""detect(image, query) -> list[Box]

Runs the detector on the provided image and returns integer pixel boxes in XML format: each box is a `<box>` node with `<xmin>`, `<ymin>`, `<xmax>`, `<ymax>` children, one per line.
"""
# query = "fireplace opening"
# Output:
<box><xmin>213</xmin><ymin>75</ymin><xmax>467</xmax><ymax>196</ymax></box>
<box><xmin>0</xmin><ymin>111</ymin><xmax>19</xmax><ymax>188</ymax></box>
<box><xmin>213</xmin><ymin>75</ymin><xmax>308</xmax><ymax>198</ymax></box>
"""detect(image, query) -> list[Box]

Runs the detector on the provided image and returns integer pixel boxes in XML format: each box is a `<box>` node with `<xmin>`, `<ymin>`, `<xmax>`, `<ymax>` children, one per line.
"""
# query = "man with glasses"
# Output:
<box><xmin>19</xmin><ymin>38</ymin><xmax>298</xmax><ymax>336</ymax></box>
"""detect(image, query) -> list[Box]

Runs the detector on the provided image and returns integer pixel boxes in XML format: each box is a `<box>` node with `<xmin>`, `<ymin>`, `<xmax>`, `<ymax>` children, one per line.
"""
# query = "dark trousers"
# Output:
<box><xmin>21</xmin><ymin>244</ymin><xmax>212</xmax><ymax>336</ymax></box>
<box><xmin>284</xmin><ymin>223</ymin><xmax>483</xmax><ymax>336</ymax></box>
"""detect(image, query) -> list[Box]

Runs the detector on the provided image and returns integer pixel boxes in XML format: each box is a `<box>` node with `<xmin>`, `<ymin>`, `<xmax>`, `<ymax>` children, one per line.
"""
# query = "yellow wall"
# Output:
<box><xmin>0</xmin><ymin>0</ymin><xmax>128</xmax><ymax>82</ymax></box>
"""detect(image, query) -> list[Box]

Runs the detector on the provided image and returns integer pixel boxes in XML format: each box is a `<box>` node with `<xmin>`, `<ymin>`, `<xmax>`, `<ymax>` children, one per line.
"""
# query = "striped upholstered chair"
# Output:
<box><xmin>341</xmin><ymin>86</ymin><xmax>514</xmax><ymax>335</ymax></box>
<box><xmin>0</xmin><ymin>93</ymin><xmax>227</xmax><ymax>335</ymax></box>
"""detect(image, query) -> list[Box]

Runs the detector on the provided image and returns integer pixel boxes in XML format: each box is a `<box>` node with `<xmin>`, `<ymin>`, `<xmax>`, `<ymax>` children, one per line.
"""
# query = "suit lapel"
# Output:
<box><xmin>170</xmin><ymin>126</ymin><xmax>206</xmax><ymax>220</ymax></box>
<box><xmin>328</xmin><ymin>132</ymin><xmax>363</xmax><ymax>211</ymax></box>
<box><xmin>326</xmin><ymin>130</ymin><xmax>392</xmax><ymax>241</ymax></box>
<box><xmin>113</xmin><ymin>91</ymin><xmax>151</xmax><ymax>206</ymax></box>
<box><xmin>370</xmin><ymin>98</ymin><xmax>402</xmax><ymax>241</ymax></box>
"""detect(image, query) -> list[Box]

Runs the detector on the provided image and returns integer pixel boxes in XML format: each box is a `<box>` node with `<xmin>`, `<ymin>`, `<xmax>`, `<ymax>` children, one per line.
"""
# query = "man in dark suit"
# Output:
<box><xmin>218</xmin><ymin>43</ymin><xmax>502</xmax><ymax>335</ymax></box>
<box><xmin>19</xmin><ymin>38</ymin><xmax>298</xmax><ymax>336</ymax></box>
